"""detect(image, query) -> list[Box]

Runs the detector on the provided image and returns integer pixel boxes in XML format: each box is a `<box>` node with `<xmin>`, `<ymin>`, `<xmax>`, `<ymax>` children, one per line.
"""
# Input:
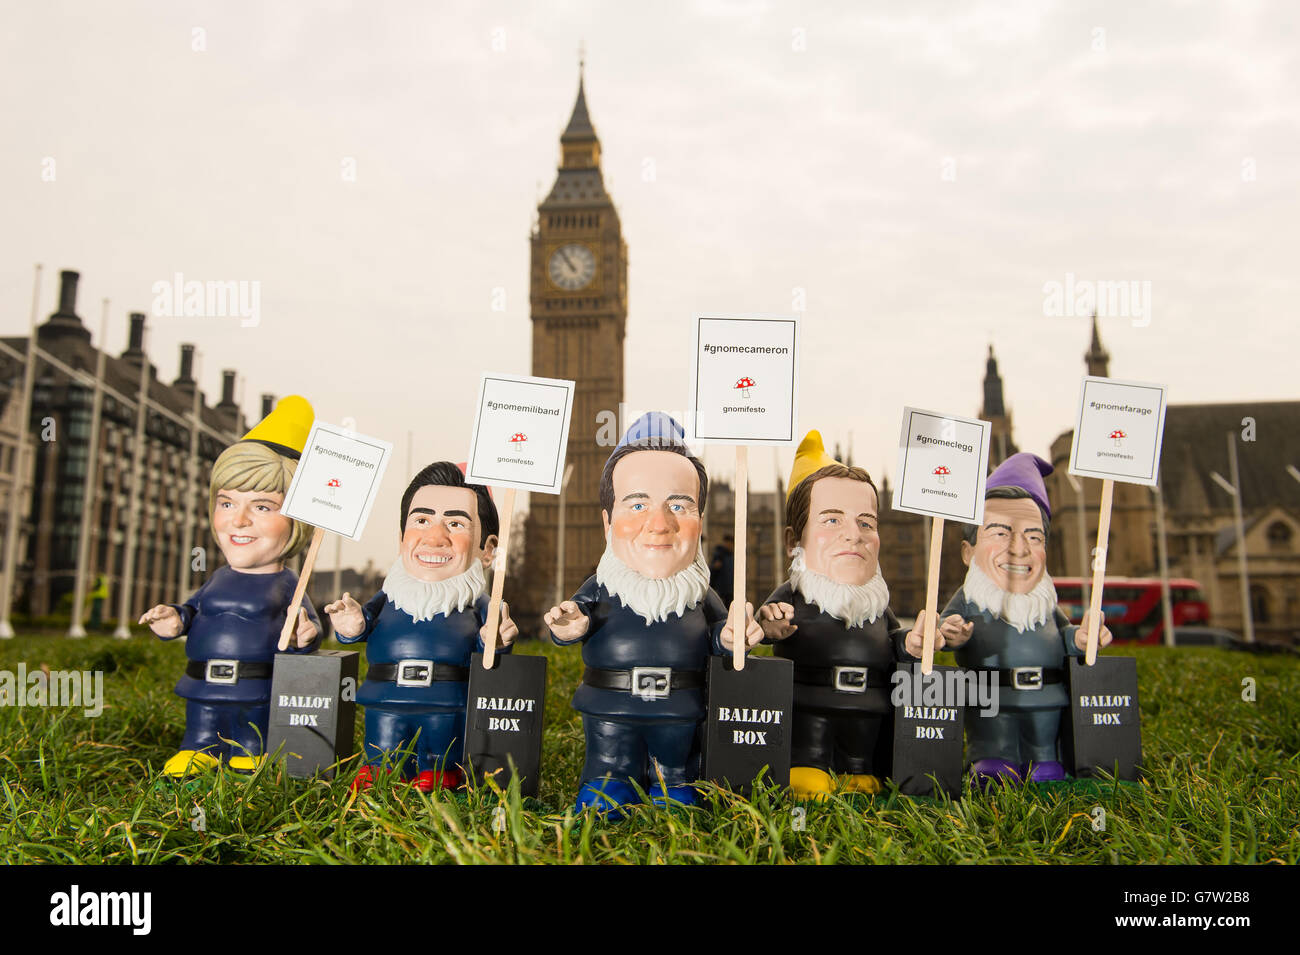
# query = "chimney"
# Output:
<box><xmin>219</xmin><ymin>370</ymin><xmax>237</xmax><ymax>407</ymax></box>
<box><xmin>174</xmin><ymin>343</ymin><xmax>196</xmax><ymax>391</ymax></box>
<box><xmin>122</xmin><ymin>313</ymin><xmax>146</xmax><ymax>360</ymax></box>
<box><xmin>38</xmin><ymin>268</ymin><xmax>92</xmax><ymax>344</ymax></box>
<box><xmin>261</xmin><ymin>394</ymin><xmax>276</xmax><ymax>418</ymax></box>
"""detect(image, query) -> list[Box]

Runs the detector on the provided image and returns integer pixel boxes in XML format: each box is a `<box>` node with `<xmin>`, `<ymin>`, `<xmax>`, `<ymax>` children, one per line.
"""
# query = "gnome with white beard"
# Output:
<box><xmin>545</xmin><ymin>412</ymin><xmax>763</xmax><ymax>816</ymax></box>
<box><xmin>938</xmin><ymin>452</ymin><xmax>1112</xmax><ymax>785</ymax></box>
<box><xmin>758</xmin><ymin>431</ymin><xmax>937</xmax><ymax>798</ymax></box>
<box><xmin>326</xmin><ymin>462</ymin><xmax>517</xmax><ymax>793</ymax></box>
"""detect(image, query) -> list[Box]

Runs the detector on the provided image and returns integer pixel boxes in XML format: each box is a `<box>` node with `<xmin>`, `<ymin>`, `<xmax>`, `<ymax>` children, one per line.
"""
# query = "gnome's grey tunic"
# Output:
<box><xmin>942</xmin><ymin>588</ymin><xmax>1083</xmax><ymax>766</ymax></box>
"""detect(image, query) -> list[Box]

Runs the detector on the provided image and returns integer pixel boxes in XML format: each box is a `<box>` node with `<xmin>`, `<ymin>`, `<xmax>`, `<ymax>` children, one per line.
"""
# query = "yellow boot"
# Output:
<box><xmin>163</xmin><ymin>750</ymin><xmax>220</xmax><ymax>778</ymax></box>
<box><xmin>790</xmin><ymin>766</ymin><xmax>835</xmax><ymax>800</ymax></box>
<box><xmin>841</xmin><ymin>774</ymin><xmax>882</xmax><ymax>795</ymax></box>
<box><xmin>228</xmin><ymin>755</ymin><xmax>267</xmax><ymax>773</ymax></box>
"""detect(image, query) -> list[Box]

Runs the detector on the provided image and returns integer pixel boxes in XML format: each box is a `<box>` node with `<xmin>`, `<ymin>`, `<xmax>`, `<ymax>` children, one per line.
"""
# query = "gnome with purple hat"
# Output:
<box><xmin>938</xmin><ymin>452</ymin><xmax>1112</xmax><ymax>786</ymax></box>
<box><xmin>545</xmin><ymin>412</ymin><xmax>763</xmax><ymax>816</ymax></box>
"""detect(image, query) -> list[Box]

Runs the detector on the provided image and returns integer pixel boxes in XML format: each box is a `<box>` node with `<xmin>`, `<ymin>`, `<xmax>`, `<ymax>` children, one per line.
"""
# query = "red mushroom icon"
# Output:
<box><xmin>1109</xmin><ymin>429</ymin><xmax>1126</xmax><ymax>447</ymax></box>
<box><xmin>327</xmin><ymin>478</ymin><xmax>341</xmax><ymax>501</ymax></box>
<box><xmin>734</xmin><ymin>376</ymin><xmax>756</xmax><ymax>398</ymax></box>
<box><xmin>933</xmin><ymin>465</ymin><xmax>951</xmax><ymax>485</ymax></box>
<box><xmin>508</xmin><ymin>432</ymin><xmax>528</xmax><ymax>449</ymax></box>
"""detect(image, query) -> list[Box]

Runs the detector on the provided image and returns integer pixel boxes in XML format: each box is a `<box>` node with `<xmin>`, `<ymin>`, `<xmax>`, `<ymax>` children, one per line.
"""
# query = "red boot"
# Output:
<box><xmin>410</xmin><ymin>768</ymin><xmax>464</xmax><ymax>793</ymax></box>
<box><xmin>349</xmin><ymin>765</ymin><xmax>375</xmax><ymax>793</ymax></box>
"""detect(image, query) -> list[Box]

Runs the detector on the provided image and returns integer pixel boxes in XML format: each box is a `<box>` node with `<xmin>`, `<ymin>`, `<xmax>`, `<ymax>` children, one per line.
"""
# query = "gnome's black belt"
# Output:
<box><xmin>186</xmin><ymin>660</ymin><xmax>273</xmax><ymax>684</ymax></box>
<box><xmin>367</xmin><ymin>661</ymin><xmax>469</xmax><ymax>687</ymax></box>
<box><xmin>978</xmin><ymin>666</ymin><xmax>1064</xmax><ymax>690</ymax></box>
<box><xmin>795</xmin><ymin>665</ymin><xmax>890</xmax><ymax>693</ymax></box>
<box><xmin>583</xmin><ymin>666</ymin><xmax>704</xmax><ymax>695</ymax></box>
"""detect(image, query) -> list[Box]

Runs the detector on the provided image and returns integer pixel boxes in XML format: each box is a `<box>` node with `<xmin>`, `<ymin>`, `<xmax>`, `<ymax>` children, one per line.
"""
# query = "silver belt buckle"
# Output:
<box><xmin>631</xmin><ymin>666</ymin><xmax>671</xmax><ymax>701</ymax></box>
<box><xmin>1012</xmin><ymin>666</ymin><xmax>1043</xmax><ymax>690</ymax></box>
<box><xmin>205</xmin><ymin>659</ymin><xmax>239</xmax><ymax>685</ymax></box>
<box><xmin>396</xmin><ymin>659</ymin><xmax>435</xmax><ymax>688</ymax></box>
<box><xmin>833</xmin><ymin>666</ymin><xmax>868</xmax><ymax>693</ymax></box>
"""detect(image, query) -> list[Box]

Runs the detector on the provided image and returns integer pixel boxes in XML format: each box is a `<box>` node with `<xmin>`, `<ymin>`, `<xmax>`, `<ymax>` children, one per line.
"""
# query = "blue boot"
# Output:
<box><xmin>650</xmin><ymin>784</ymin><xmax>699</xmax><ymax>808</ymax></box>
<box><xmin>574</xmin><ymin>778</ymin><xmax>638</xmax><ymax>819</ymax></box>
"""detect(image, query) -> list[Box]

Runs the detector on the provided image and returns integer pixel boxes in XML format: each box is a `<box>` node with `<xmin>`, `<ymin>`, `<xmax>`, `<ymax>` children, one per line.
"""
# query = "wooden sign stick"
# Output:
<box><xmin>731</xmin><ymin>445</ymin><xmax>748</xmax><ymax>671</ymax></box>
<box><xmin>921</xmin><ymin>516</ymin><xmax>945</xmax><ymax>676</ymax></box>
<box><xmin>278</xmin><ymin>526</ymin><xmax>326</xmax><ymax>651</ymax></box>
<box><xmin>1084</xmin><ymin>478</ymin><xmax>1114</xmax><ymax>665</ymax></box>
<box><xmin>481</xmin><ymin>487</ymin><xmax>517</xmax><ymax>669</ymax></box>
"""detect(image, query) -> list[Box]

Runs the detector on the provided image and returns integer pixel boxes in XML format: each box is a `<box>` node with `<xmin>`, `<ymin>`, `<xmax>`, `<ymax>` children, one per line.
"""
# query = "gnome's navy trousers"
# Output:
<box><xmin>966</xmin><ymin>707</ymin><xmax>1062</xmax><ymax>765</ymax></box>
<box><xmin>180</xmin><ymin>700</ymin><xmax>270</xmax><ymax>760</ymax></box>
<box><xmin>580</xmin><ymin>716</ymin><xmax>700</xmax><ymax>788</ymax></box>
<box><xmin>363</xmin><ymin>705</ymin><xmax>465</xmax><ymax>778</ymax></box>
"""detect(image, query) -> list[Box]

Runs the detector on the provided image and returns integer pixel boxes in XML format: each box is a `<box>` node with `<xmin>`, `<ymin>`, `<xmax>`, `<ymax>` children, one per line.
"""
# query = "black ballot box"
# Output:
<box><xmin>1063</xmin><ymin>656</ymin><xmax>1142</xmax><ymax>781</ymax></box>
<box><xmin>266</xmin><ymin>649</ymin><xmax>359</xmax><ymax>779</ymax></box>
<box><xmin>702</xmin><ymin>655</ymin><xmax>793</xmax><ymax>793</ymax></box>
<box><xmin>890</xmin><ymin>662</ymin><xmax>966</xmax><ymax>798</ymax></box>
<box><xmin>464</xmin><ymin>653</ymin><xmax>547</xmax><ymax>797</ymax></box>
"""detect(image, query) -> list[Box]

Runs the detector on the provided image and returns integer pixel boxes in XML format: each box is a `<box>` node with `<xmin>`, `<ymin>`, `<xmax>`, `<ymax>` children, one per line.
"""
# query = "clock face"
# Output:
<box><xmin>548</xmin><ymin>243</ymin><xmax>597</xmax><ymax>291</ymax></box>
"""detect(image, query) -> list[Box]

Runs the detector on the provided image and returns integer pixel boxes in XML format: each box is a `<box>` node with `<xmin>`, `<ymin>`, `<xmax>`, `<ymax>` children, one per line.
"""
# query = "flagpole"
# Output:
<box><xmin>113</xmin><ymin>324</ymin><xmax>152</xmax><ymax>639</ymax></box>
<box><xmin>67</xmin><ymin>298</ymin><xmax>111</xmax><ymax>637</ymax></box>
<box><xmin>0</xmin><ymin>264</ymin><xmax>43</xmax><ymax>639</ymax></box>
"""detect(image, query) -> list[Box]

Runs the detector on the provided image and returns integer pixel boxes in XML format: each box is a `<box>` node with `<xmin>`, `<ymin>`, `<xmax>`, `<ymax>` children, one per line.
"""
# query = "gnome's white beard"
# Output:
<box><xmin>597</xmin><ymin>540</ymin><xmax>711</xmax><ymax>625</ymax></box>
<box><xmin>789</xmin><ymin>545</ymin><xmax>891</xmax><ymax>628</ymax></box>
<box><xmin>382</xmin><ymin>558</ymin><xmax>486</xmax><ymax>622</ymax></box>
<box><xmin>962</xmin><ymin>562</ymin><xmax>1057</xmax><ymax>633</ymax></box>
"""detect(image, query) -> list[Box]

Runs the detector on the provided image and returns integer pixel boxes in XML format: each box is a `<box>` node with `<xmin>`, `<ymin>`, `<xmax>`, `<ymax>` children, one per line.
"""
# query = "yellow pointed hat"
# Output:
<box><xmin>241</xmin><ymin>395</ymin><xmax>314</xmax><ymax>459</ymax></box>
<box><xmin>787</xmin><ymin>430</ymin><xmax>840</xmax><ymax>501</ymax></box>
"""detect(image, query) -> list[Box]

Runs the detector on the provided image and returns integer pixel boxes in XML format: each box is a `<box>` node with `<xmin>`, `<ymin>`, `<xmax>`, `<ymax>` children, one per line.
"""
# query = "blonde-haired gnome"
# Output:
<box><xmin>140</xmin><ymin>396</ymin><xmax>322</xmax><ymax>777</ymax></box>
<box><xmin>758</xmin><ymin>431</ymin><xmax>939</xmax><ymax>798</ymax></box>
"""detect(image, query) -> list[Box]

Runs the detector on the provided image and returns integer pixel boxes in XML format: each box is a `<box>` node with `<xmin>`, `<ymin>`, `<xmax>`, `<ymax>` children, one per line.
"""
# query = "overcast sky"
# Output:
<box><xmin>2</xmin><ymin>0</ymin><xmax>1296</xmax><ymax>572</ymax></box>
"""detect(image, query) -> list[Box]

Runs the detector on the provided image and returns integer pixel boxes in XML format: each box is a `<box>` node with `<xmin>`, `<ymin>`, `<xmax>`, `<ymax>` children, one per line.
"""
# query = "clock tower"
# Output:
<box><xmin>523</xmin><ymin>69</ymin><xmax>628</xmax><ymax>615</ymax></box>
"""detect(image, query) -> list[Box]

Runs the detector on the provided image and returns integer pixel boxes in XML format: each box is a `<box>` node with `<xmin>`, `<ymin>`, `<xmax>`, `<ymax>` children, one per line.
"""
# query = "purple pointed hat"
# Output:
<box><xmin>986</xmin><ymin>452</ymin><xmax>1053</xmax><ymax>519</ymax></box>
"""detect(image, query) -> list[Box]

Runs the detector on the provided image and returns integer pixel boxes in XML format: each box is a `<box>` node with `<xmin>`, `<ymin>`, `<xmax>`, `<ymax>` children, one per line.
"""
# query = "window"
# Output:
<box><xmin>1267</xmin><ymin>521</ymin><xmax>1292</xmax><ymax>553</ymax></box>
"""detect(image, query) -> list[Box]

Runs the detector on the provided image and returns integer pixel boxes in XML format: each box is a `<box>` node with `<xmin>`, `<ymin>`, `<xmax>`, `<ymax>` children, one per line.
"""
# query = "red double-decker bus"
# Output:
<box><xmin>1054</xmin><ymin>577</ymin><xmax>1210</xmax><ymax>645</ymax></box>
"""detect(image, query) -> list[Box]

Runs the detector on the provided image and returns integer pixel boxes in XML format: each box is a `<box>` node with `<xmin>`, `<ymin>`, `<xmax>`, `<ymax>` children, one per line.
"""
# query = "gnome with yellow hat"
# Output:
<box><xmin>758</xmin><ymin>431</ymin><xmax>945</xmax><ymax>798</ymax></box>
<box><xmin>139</xmin><ymin>396</ymin><xmax>322</xmax><ymax>777</ymax></box>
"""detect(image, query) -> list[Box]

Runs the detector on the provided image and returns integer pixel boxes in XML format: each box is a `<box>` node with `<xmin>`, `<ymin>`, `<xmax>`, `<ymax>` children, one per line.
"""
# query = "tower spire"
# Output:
<box><xmin>1086</xmin><ymin>311</ymin><xmax>1110</xmax><ymax>377</ymax></box>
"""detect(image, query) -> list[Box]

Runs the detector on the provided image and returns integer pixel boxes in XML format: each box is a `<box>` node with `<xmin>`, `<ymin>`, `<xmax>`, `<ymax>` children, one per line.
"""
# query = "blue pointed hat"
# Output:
<box><xmin>986</xmin><ymin>452</ymin><xmax>1053</xmax><ymax>519</ymax></box>
<box><xmin>615</xmin><ymin>411</ymin><xmax>688</xmax><ymax>451</ymax></box>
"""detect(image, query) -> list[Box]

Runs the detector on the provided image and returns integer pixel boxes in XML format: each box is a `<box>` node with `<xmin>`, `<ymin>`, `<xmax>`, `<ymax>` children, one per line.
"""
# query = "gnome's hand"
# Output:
<box><xmin>139</xmin><ymin>604</ymin><xmax>182</xmax><ymax>638</ymax></box>
<box><xmin>324</xmin><ymin>592</ymin><xmax>366</xmax><ymax>638</ymax></box>
<box><xmin>905</xmin><ymin>611</ymin><xmax>972</xmax><ymax>657</ymax></box>
<box><xmin>939</xmin><ymin>613</ymin><xmax>974</xmax><ymax>648</ymax></box>
<box><xmin>758</xmin><ymin>602</ymin><xmax>798</xmax><ymax>641</ymax></box>
<box><xmin>721</xmin><ymin>602</ymin><xmax>764</xmax><ymax>652</ymax></box>
<box><xmin>483</xmin><ymin>601</ymin><xmax>519</xmax><ymax>647</ymax></box>
<box><xmin>545</xmin><ymin>600</ymin><xmax>589</xmax><ymax>643</ymax></box>
<box><xmin>1075</xmin><ymin>612</ymin><xmax>1113</xmax><ymax>652</ymax></box>
<box><xmin>293</xmin><ymin>607</ymin><xmax>319</xmax><ymax>648</ymax></box>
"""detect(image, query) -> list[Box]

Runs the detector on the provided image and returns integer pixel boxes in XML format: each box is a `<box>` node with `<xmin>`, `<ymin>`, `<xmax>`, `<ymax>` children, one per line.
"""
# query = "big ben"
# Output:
<box><xmin>522</xmin><ymin>68</ymin><xmax>627</xmax><ymax>617</ymax></box>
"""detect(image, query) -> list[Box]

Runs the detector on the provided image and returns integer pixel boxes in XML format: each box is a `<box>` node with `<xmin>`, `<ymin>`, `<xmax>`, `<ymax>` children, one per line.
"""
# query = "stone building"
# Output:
<box><xmin>0</xmin><ymin>269</ymin><xmax>250</xmax><ymax>622</ymax></box>
<box><xmin>519</xmin><ymin>70</ymin><xmax>628</xmax><ymax>618</ymax></box>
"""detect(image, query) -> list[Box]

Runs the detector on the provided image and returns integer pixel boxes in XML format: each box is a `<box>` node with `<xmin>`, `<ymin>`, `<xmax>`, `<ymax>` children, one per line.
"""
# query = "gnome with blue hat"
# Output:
<box><xmin>937</xmin><ymin>452</ymin><xmax>1113</xmax><ymax>785</ymax></box>
<box><xmin>545</xmin><ymin>412</ymin><xmax>764</xmax><ymax>815</ymax></box>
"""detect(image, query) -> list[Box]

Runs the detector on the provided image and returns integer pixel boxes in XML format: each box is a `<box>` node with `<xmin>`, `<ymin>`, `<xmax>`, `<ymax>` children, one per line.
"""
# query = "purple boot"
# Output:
<box><xmin>970</xmin><ymin>758</ymin><xmax>1022</xmax><ymax>790</ymax></box>
<box><xmin>1024</xmin><ymin>760</ymin><xmax>1067</xmax><ymax>782</ymax></box>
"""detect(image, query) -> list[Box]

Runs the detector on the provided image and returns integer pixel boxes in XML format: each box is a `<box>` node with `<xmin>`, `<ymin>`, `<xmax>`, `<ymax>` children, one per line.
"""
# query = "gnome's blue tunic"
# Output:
<box><xmin>338</xmin><ymin>591</ymin><xmax>509</xmax><ymax>775</ymax></box>
<box><xmin>555</xmin><ymin>576</ymin><xmax>729</xmax><ymax>788</ymax></box>
<box><xmin>165</xmin><ymin>566</ymin><xmax>320</xmax><ymax>760</ymax></box>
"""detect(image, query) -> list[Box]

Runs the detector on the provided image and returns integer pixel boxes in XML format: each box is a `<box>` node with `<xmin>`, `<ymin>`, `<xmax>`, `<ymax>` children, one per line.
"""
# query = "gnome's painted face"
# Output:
<box><xmin>961</xmin><ymin>497</ymin><xmax>1047</xmax><ymax>595</ymax></box>
<box><xmin>212</xmin><ymin>489</ymin><xmax>293</xmax><ymax>574</ymax></box>
<box><xmin>797</xmin><ymin>477</ymin><xmax>880</xmax><ymax>586</ymax></box>
<box><xmin>603</xmin><ymin>450</ymin><xmax>702</xmax><ymax>579</ymax></box>
<box><xmin>400</xmin><ymin>485</ymin><xmax>495</xmax><ymax>583</ymax></box>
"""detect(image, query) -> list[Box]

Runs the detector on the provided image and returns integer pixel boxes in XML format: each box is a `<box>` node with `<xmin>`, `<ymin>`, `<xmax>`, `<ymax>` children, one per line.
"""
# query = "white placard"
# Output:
<box><xmin>1068</xmin><ymin>377</ymin><xmax>1168</xmax><ymax>486</ymax></box>
<box><xmin>687</xmin><ymin>313</ymin><xmax>800</xmax><ymax>445</ymax></box>
<box><xmin>892</xmin><ymin>407</ymin><xmax>992</xmax><ymax>524</ymax></box>
<box><xmin>282</xmin><ymin>422</ymin><xmax>394</xmax><ymax>541</ymax></box>
<box><xmin>465</xmin><ymin>373</ymin><xmax>576</xmax><ymax>494</ymax></box>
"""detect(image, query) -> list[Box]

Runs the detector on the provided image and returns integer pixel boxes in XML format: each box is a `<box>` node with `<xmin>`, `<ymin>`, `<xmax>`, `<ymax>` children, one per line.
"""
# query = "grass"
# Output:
<box><xmin>0</xmin><ymin>632</ymin><xmax>1296</xmax><ymax>864</ymax></box>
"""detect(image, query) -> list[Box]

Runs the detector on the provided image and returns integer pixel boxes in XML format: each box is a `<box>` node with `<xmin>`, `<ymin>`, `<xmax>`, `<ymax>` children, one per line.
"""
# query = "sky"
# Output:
<box><xmin>2</xmin><ymin>0</ymin><xmax>1297</xmax><ymax>572</ymax></box>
